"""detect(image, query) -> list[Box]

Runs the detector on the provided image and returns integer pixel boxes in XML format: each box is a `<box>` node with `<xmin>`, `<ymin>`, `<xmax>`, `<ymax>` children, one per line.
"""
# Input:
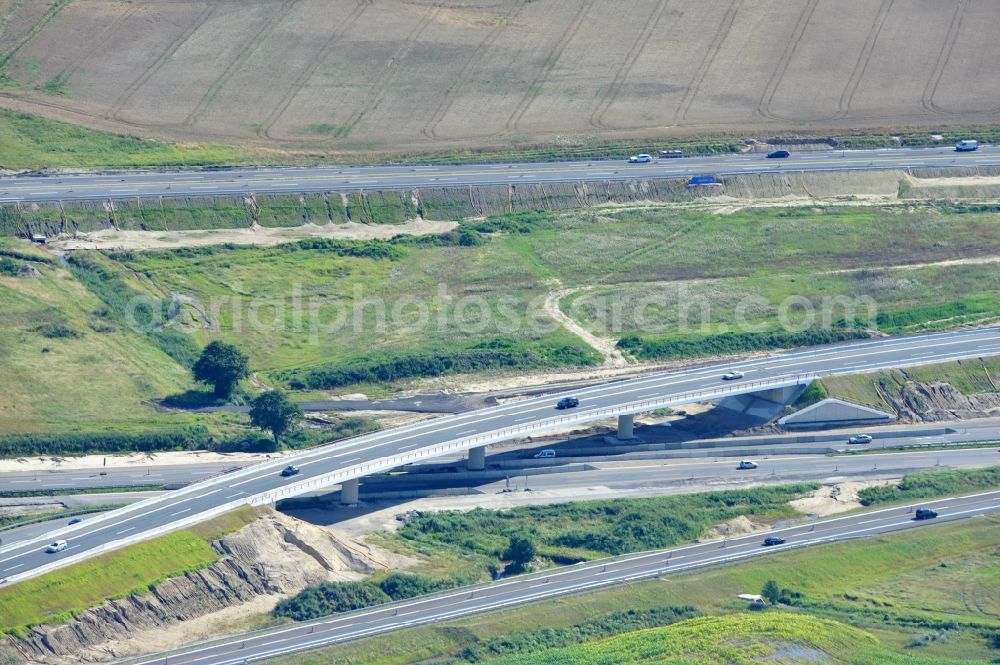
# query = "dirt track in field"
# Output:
<box><xmin>1</xmin><ymin>0</ymin><xmax>999</xmax><ymax>154</ymax></box>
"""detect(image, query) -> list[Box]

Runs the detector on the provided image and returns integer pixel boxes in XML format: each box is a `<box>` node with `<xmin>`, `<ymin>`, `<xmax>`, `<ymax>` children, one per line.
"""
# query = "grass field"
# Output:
<box><xmin>266</xmin><ymin>517</ymin><xmax>1000</xmax><ymax>665</ymax></box>
<box><xmin>0</xmin><ymin>506</ymin><xmax>263</xmax><ymax>635</ymax></box>
<box><xmin>114</xmin><ymin>203</ymin><xmax>1000</xmax><ymax>383</ymax></box>
<box><xmin>2</xmin><ymin>201</ymin><xmax>997</xmax><ymax>435</ymax></box>
<box><xmin>2</xmin><ymin>1</ymin><xmax>1000</xmax><ymax>158</ymax></box>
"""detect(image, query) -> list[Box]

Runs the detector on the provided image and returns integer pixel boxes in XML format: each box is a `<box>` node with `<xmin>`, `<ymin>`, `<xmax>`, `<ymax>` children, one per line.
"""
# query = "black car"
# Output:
<box><xmin>766</xmin><ymin>150</ymin><xmax>790</xmax><ymax>158</ymax></box>
<box><xmin>556</xmin><ymin>396</ymin><xmax>580</xmax><ymax>410</ymax></box>
<box><xmin>280</xmin><ymin>465</ymin><xmax>300</xmax><ymax>477</ymax></box>
<box><xmin>762</xmin><ymin>536</ymin><xmax>786</xmax><ymax>547</ymax></box>
<box><xmin>914</xmin><ymin>508</ymin><xmax>938</xmax><ymax>520</ymax></box>
<box><xmin>67</xmin><ymin>517</ymin><xmax>82</xmax><ymax>526</ymax></box>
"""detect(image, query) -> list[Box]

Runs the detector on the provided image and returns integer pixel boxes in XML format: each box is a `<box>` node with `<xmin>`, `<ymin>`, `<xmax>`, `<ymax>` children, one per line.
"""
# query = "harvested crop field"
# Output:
<box><xmin>1</xmin><ymin>0</ymin><xmax>999</xmax><ymax>155</ymax></box>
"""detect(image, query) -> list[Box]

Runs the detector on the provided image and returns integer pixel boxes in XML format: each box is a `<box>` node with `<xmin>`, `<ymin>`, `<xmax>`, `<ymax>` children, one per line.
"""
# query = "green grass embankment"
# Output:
<box><xmin>0</xmin><ymin>505</ymin><xmax>264</xmax><ymax>635</ymax></box>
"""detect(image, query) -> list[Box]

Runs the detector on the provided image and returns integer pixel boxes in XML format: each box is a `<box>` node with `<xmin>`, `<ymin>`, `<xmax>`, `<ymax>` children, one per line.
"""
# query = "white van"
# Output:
<box><xmin>45</xmin><ymin>540</ymin><xmax>68</xmax><ymax>553</ymax></box>
<box><xmin>955</xmin><ymin>139</ymin><xmax>978</xmax><ymax>152</ymax></box>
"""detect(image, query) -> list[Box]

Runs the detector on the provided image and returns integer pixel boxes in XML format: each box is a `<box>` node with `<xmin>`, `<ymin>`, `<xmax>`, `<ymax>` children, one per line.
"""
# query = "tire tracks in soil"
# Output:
<box><xmin>589</xmin><ymin>0</ymin><xmax>672</xmax><ymax>131</ymax></box>
<box><xmin>52</xmin><ymin>1</ymin><xmax>140</xmax><ymax>88</ymax></box>
<box><xmin>834</xmin><ymin>0</ymin><xmax>894</xmax><ymax>120</ymax></box>
<box><xmin>755</xmin><ymin>0</ymin><xmax>819</xmax><ymax>121</ymax></box>
<box><xmin>183</xmin><ymin>0</ymin><xmax>300</xmax><ymax>127</ymax></box>
<box><xmin>503</xmin><ymin>0</ymin><xmax>594</xmax><ymax>134</ymax></box>
<box><xmin>335</xmin><ymin>3</ymin><xmax>440</xmax><ymax>140</ymax></box>
<box><xmin>422</xmin><ymin>1</ymin><xmax>527</xmax><ymax>141</ymax></box>
<box><xmin>920</xmin><ymin>0</ymin><xmax>968</xmax><ymax>116</ymax></box>
<box><xmin>105</xmin><ymin>3</ymin><xmax>217</xmax><ymax>123</ymax></box>
<box><xmin>259</xmin><ymin>0</ymin><xmax>372</xmax><ymax>140</ymax></box>
<box><xmin>675</xmin><ymin>0</ymin><xmax>741</xmax><ymax>122</ymax></box>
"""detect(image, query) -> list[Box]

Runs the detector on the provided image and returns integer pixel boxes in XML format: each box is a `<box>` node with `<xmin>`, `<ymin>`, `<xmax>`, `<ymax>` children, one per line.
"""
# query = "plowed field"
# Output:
<box><xmin>1</xmin><ymin>0</ymin><xmax>997</xmax><ymax>154</ymax></box>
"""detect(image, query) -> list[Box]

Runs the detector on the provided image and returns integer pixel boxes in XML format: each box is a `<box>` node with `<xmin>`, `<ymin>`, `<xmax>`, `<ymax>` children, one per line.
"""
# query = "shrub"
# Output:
<box><xmin>273</xmin><ymin>582</ymin><xmax>390</xmax><ymax>621</ymax></box>
<box><xmin>0</xmin><ymin>257</ymin><xmax>22</xmax><ymax>276</ymax></box>
<box><xmin>617</xmin><ymin>328</ymin><xmax>869</xmax><ymax>360</ymax></box>
<box><xmin>858</xmin><ymin>466</ymin><xmax>1000</xmax><ymax>506</ymax></box>
<box><xmin>34</xmin><ymin>323</ymin><xmax>81</xmax><ymax>339</ymax></box>
<box><xmin>377</xmin><ymin>573</ymin><xmax>454</xmax><ymax>601</ymax></box>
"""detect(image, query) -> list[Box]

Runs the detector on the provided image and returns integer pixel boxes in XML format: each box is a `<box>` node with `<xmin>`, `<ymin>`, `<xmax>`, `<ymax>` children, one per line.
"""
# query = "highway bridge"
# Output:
<box><xmin>1</xmin><ymin>326</ymin><xmax>999</xmax><ymax>584</ymax></box>
<box><xmin>1</xmin><ymin>145</ymin><xmax>998</xmax><ymax>203</ymax></box>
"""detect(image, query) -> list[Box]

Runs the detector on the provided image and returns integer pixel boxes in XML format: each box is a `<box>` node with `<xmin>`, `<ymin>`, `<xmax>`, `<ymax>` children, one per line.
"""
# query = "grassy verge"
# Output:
<box><xmin>0</xmin><ymin>504</ymin><xmax>122</xmax><ymax>531</ymax></box>
<box><xmin>0</xmin><ymin>505</ymin><xmax>264</xmax><ymax>635</ymax></box>
<box><xmin>858</xmin><ymin>466</ymin><xmax>1000</xmax><ymax>506</ymax></box>
<box><xmin>6</xmin><ymin>109</ymin><xmax>1000</xmax><ymax>170</ymax></box>
<box><xmin>817</xmin><ymin>358</ymin><xmax>1000</xmax><ymax>411</ymax></box>
<box><xmin>0</xmin><ymin>110</ymin><xmax>244</xmax><ymax>170</ymax></box>
<box><xmin>0</xmin><ymin>487</ymin><xmax>164</xmax><ymax>498</ymax></box>
<box><xmin>264</xmin><ymin>516</ymin><xmax>1000</xmax><ymax>665</ymax></box>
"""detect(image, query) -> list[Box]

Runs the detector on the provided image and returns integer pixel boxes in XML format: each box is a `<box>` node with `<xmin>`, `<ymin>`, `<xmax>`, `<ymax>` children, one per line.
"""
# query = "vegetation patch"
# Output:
<box><xmin>390</xmin><ymin>485</ymin><xmax>816</xmax><ymax>573</ymax></box>
<box><xmin>857</xmin><ymin>466</ymin><xmax>1000</xmax><ymax>506</ymax></box>
<box><xmin>0</xmin><ymin>506</ymin><xmax>262</xmax><ymax>635</ymax></box>
<box><xmin>268</xmin><ymin>517</ymin><xmax>1000</xmax><ymax>665</ymax></box>
<box><xmin>617</xmin><ymin>328</ymin><xmax>869</xmax><ymax>361</ymax></box>
<box><xmin>0</xmin><ymin>110</ymin><xmax>243</xmax><ymax>170</ymax></box>
<box><xmin>477</xmin><ymin>613</ymin><xmax>943</xmax><ymax>665</ymax></box>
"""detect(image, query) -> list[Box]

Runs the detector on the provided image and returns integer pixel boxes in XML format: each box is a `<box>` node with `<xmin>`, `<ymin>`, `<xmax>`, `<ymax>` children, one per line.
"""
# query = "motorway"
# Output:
<box><xmin>1</xmin><ymin>145</ymin><xmax>999</xmax><ymax>203</ymax></box>
<box><xmin>3</xmin><ymin>418</ymin><xmax>998</xmax><ymax>493</ymax></box>
<box><xmin>1</xmin><ymin>327</ymin><xmax>999</xmax><ymax>584</ymax></box>
<box><xmin>126</xmin><ymin>491</ymin><xmax>1000</xmax><ymax>665</ymax></box>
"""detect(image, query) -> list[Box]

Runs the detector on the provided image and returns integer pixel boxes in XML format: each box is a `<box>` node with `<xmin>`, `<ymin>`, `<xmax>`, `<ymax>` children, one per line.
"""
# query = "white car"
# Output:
<box><xmin>45</xmin><ymin>540</ymin><xmax>68</xmax><ymax>553</ymax></box>
<box><xmin>722</xmin><ymin>371</ymin><xmax>744</xmax><ymax>381</ymax></box>
<box><xmin>738</xmin><ymin>460</ymin><xmax>758</xmax><ymax>470</ymax></box>
<box><xmin>848</xmin><ymin>434</ymin><xmax>873</xmax><ymax>444</ymax></box>
<box><xmin>628</xmin><ymin>154</ymin><xmax>652</xmax><ymax>163</ymax></box>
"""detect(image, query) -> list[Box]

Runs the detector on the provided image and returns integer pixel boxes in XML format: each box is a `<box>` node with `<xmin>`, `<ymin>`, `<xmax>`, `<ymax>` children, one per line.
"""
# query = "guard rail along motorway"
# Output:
<box><xmin>3</xmin><ymin>325</ymin><xmax>1000</xmax><ymax>584</ymax></box>
<box><xmin>0</xmin><ymin>374</ymin><xmax>817</xmax><ymax>583</ymax></box>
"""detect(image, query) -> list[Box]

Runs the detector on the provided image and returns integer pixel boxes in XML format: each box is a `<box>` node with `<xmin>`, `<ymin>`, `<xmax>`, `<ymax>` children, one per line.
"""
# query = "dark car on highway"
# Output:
<box><xmin>556</xmin><ymin>396</ymin><xmax>580</xmax><ymax>410</ymax></box>
<box><xmin>280</xmin><ymin>465</ymin><xmax>300</xmax><ymax>477</ymax></box>
<box><xmin>766</xmin><ymin>150</ymin><xmax>790</xmax><ymax>158</ymax></box>
<box><xmin>914</xmin><ymin>508</ymin><xmax>938</xmax><ymax>520</ymax></box>
<box><xmin>762</xmin><ymin>536</ymin><xmax>786</xmax><ymax>546</ymax></box>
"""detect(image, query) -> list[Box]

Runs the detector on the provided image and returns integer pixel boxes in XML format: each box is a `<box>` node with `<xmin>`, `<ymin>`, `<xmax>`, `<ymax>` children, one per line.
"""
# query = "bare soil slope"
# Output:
<box><xmin>1</xmin><ymin>0</ymin><xmax>998</xmax><ymax>153</ymax></box>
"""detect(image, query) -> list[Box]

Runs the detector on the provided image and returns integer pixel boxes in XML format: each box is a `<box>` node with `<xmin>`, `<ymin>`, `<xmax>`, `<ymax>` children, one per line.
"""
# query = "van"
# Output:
<box><xmin>955</xmin><ymin>139</ymin><xmax>978</xmax><ymax>152</ymax></box>
<box><xmin>534</xmin><ymin>449</ymin><xmax>556</xmax><ymax>459</ymax></box>
<box><xmin>46</xmin><ymin>540</ymin><xmax>68</xmax><ymax>553</ymax></box>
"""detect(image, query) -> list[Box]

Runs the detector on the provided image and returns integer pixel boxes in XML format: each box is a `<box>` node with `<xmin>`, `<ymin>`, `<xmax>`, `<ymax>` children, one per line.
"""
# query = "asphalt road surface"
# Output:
<box><xmin>123</xmin><ymin>491</ymin><xmax>1000</xmax><ymax>665</ymax></box>
<box><xmin>2</xmin><ymin>327</ymin><xmax>999</xmax><ymax>583</ymax></box>
<box><xmin>2</xmin><ymin>146</ymin><xmax>998</xmax><ymax>203</ymax></box>
<box><xmin>4</xmin><ymin>418</ymin><xmax>997</xmax><ymax>494</ymax></box>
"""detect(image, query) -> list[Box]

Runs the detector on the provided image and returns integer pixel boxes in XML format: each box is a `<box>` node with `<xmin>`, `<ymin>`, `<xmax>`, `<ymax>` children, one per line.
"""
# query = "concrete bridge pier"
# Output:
<box><xmin>603</xmin><ymin>414</ymin><xmax>639</xmax><ymax>444</ymax></box>
<box><xmin>467</xmin><ymin>445</ymin><xmax>486</xmax><ymax>471</ymax></box>
<box><xmin>617</xmin><ymin>414</ymin><xmax>636</xmax><ymax>439</ymax></box>
<box><xmin>340</xmin><ymin>478</ymin><xmax>360</xmax><ymax>504</ymax></box>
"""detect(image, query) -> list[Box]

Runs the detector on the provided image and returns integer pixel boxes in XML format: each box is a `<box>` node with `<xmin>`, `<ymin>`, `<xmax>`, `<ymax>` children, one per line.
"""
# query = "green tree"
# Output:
<box><xmin>503</xmin><ymin>535</ymin><xmax>537</xmax><ymax>573</ymax></box>
<box><xmin>192</xmin><ymin>341</ymin><xmax>249</xmax><ymax>398</ymax></box>
<box><xmin>761</xmin><ymin>579</ymin><xmax>781</xmax><ymax>605</ymax></box>
<box><xmin>249</xmin><ymin>390</ymin><xmax>303</xmax><ymax>445</ymax></box>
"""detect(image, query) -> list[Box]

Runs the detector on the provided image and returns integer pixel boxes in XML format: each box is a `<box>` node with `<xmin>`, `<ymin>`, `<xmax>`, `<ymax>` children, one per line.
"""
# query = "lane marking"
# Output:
<box><xmin>170</xmin><ymin>508</ymin><xmax>191</xmax><ymax>517</ymax></box>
